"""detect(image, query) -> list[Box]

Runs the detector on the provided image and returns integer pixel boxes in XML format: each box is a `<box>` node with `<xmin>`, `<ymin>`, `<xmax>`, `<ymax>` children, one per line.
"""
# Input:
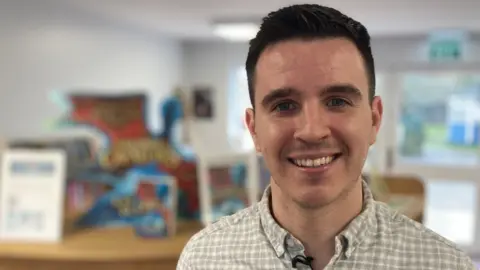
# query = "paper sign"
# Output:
<box><xmin>0</xmin><ymin>150</ymin><xmax>67</xmax><ymax>243</ymax></box>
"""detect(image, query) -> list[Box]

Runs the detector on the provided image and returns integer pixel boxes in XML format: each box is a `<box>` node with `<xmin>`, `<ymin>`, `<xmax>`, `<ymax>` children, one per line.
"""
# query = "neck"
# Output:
<box><xmin>270</xmin><ymin>178</ymin><xmax>364</xmax><ymax>264</ymax></box>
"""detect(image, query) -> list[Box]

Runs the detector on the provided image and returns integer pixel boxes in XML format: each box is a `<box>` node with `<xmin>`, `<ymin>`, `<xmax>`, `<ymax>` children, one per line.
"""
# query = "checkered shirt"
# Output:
<box><xmin>177</xmin><ymin>181</ymin><xmax>475</xmax><ymax>269</ymax></box>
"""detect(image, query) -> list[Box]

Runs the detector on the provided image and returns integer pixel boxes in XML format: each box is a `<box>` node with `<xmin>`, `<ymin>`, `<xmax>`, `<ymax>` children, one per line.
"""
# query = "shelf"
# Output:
<box><xmin>0</xmin><ymin>221</ymin><xmax>203</xmax><ymax>262</ymax></box>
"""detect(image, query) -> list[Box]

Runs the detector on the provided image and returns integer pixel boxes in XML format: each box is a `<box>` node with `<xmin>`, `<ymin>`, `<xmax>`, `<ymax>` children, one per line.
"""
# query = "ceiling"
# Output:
<box><xmin>50</xmin><ymin>0</ymin><xmax>480</xmax><ymax>40</ymax></box>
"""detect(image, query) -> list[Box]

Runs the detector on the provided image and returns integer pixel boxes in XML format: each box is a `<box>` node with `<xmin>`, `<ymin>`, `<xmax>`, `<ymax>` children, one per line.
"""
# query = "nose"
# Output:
<box><xmin>294</xmin><ymin>103</ymin><xmax>331</xmax><ymax>143</ymax></box>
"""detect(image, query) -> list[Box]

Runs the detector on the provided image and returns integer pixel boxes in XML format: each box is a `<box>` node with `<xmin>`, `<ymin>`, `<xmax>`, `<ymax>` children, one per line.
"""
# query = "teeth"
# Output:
<box><xmin>293</xmin><ymin>156</ymin><xmax>335</xmax><ymax>167</ymax></box>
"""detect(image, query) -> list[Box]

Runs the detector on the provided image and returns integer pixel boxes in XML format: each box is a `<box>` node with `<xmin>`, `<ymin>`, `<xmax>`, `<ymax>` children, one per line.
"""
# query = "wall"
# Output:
<box><xmin>182</xmin><ymin>42</ymin><xmax>249</xmax><ymax>154</ymax></box>
<box><xmin>182</xmin><ymin>34</ymin><xmax>480</xmax><ymax>154</ymax></box>
<box><xmin>0</xmin><ymin>1</ymin><xmax>182</xmax><ymax>139</ymax></box>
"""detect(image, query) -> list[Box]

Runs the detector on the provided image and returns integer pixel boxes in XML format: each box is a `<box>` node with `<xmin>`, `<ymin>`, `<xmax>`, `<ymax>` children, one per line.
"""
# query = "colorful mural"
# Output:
<box><xmin>53</xmin><ymin>91</ymin><xmax>199</xmax><ymax>235</ymax></box>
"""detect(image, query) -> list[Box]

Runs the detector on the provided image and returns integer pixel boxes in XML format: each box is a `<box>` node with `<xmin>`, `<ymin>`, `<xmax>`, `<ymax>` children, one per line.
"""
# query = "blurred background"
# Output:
<box><xmin>1</xmin><ymin>0</ymin><xmax>480</xmax><ymax>269</ymax></box>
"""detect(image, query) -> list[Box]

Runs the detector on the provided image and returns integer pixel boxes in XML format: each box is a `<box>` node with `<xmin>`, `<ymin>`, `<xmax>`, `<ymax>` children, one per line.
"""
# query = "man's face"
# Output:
<box><xmin>246</xmin><ymin>38</ymin><xmax>382</xmax><ymax>208</ymax></box>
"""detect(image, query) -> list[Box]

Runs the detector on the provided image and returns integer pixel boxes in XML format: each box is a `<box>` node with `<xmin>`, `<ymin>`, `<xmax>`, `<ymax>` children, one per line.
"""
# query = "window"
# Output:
<box><xmin>227</xmin><ymin>67</ymin><xmax>254</xmax><ymax>151</ymax></box>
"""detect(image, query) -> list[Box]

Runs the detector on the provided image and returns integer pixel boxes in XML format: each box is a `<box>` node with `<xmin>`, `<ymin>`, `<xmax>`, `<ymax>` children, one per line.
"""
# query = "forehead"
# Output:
<box><xmin>254</xmin><ymin>38</ymin><xmax>369</xmax><ymax>101</ymax></box>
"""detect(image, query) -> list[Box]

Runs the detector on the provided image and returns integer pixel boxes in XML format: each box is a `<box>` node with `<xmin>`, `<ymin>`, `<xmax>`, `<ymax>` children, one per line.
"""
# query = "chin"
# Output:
<box><xmin>293</xmin><ymin>184</ymin><xmax>341</xmax><ymax>209</ymax></box>
<box><xmin>295</xmin><ymin>196</ymin><xmax>335</xmax><ymax>209</ymax></box>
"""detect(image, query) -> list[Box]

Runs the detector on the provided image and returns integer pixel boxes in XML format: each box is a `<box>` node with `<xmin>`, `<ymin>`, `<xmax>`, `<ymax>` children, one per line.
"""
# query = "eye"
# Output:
<box><xmin>326</xmin><ymin>98</ymin><xmax>349</xmax><ymax>107</ymax></box>
<box><xmin>273</xmin><ymin>101</ymin><xmax>297</xmax><ymax>112</ymax></box>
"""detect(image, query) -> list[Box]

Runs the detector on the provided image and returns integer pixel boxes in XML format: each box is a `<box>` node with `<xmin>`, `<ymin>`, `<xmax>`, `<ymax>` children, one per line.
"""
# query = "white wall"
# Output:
<box><xmin>182</xmin><ymin>35</ymin><xmax>480</xmax><ymax>154</ymax></box>
<box><xmin>182</xmin><ymin>42</ymin><xmax>249</xmax><ymax>154</ymax></box>
<box><xmin>0</xmin><ymin>1</ymin><xmax>182</xmax><ymax>139</ymax></box>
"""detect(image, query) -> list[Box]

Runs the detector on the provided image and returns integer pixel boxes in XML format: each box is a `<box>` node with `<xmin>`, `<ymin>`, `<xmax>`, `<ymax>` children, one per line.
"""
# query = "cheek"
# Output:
<box><xmin>257</xmin><ymin>119</ymin><xmax>291</xmax><ymax>156</ymax></box>
<box><xmin>332</xmin><ymin>113</ymin><xmax>372</xmax><ymax>152</ymax></box>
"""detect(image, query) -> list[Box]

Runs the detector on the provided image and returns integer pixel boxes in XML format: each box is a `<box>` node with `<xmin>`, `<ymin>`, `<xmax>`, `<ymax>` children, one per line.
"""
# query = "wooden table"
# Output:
<box><xmin>0</xmin><ymin>221</ymin><xmax>203</xmax><ymax>270</ymax></box>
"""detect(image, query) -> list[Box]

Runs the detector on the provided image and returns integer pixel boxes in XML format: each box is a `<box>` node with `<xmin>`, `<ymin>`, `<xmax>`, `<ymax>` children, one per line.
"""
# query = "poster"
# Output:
<box><xmin>63</xmin><ymin>93</ymin><xmax>199</xmax><ymax>221</ymax></box>
<box><xmin>0</xmin><ymin>150</ymin><xmax>67</xmax><ymax>242</ymax></box>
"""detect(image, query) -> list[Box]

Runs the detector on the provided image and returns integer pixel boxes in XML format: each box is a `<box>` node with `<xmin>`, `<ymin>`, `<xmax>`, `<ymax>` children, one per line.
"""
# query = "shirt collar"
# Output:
<box><xmin>339</xmin><ymin>180</ymin><xmax>378</xmax><ymax>257</ymax></box>
<box><xmin>259</xmin><ymin>180</ymin><xmax>378</xmax><ymax>258</ymax></box>
<box><xmin>259</xmin><ymin>186</ymin><xmax>289</xmax><ymax>257</ymax></box>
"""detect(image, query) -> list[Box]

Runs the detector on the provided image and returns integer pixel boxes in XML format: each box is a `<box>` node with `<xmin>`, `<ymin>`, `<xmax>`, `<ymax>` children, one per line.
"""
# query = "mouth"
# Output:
<box><xmin>287</xmin><ymin>154</ymin><xmax>341</xmax><ymax>168</ymax></box>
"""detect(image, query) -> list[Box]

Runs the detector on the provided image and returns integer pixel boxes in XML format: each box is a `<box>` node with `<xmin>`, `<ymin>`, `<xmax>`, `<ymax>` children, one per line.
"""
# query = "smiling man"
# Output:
<box><xmin>177</xmin><ymin>4</ymin><xmax>475</xmax><ymax>270</ymax></box>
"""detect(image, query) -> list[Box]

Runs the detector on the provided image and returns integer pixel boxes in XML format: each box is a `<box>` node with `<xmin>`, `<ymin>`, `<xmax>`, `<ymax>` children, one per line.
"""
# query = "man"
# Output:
<box><xmin>178</xmin><ymin>4</ymin><xmax>475</xmax><ymax>269</ymax></box>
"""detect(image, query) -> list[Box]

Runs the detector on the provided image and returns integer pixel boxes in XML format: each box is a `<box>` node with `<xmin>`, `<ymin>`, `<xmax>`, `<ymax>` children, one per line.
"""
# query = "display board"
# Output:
<box><xmin>0</xmin><ymin>149</ymin><xmax>67</xmax><ymax>242</ymax></box>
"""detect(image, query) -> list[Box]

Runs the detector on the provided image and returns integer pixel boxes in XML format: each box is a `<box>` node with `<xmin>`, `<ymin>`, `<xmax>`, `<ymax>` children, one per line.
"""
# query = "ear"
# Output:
<box><xmin>369</xmin><ymin>96</ymin><xmax>383</xmax><ymax>145</ymax></box>
<box><xmin>245</xmin><ymin>108</ymin><xmax>261</xmax><ymax>153</ymax></box>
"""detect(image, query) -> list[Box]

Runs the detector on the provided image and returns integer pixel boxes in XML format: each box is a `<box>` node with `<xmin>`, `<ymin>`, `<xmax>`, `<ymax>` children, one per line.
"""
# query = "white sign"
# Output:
<box><xmin>0</xmin><ymin>150</ymin><xmax>67</xmax><ymax>243</ymax></box>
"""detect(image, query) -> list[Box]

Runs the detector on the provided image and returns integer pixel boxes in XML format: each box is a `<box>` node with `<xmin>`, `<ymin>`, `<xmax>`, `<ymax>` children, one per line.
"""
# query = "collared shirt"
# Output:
<box><xmin>177</xmin><ymin>181</ymin><xmax>475</xmax><ymax>269</ymax></box>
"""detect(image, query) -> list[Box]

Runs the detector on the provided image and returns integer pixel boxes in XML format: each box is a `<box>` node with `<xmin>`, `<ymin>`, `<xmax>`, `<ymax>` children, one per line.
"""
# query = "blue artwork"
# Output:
<box><xmin>76</xmin><ymin>172</ymin><xmax>176</xmax><ymax>237</ymax></box>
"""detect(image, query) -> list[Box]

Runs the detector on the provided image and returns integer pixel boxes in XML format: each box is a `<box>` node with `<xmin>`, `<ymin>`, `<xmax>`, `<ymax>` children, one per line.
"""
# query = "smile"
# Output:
<box><xmin>288</xmin><ymin>154</ymin><xmax>341</xmax><ymax>168</ymax></box>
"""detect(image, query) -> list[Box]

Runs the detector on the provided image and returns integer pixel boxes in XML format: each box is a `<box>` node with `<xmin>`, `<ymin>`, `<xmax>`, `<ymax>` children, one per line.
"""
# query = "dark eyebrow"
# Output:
<box><xmin>260</xmin><ymin>87</ymin><xmax>299</xmax><ymax>108</ymax></box>
<box><xmin>323</xmin><ymin>84</ymin><xmax>363</xmax><ymax>100</ymax></box>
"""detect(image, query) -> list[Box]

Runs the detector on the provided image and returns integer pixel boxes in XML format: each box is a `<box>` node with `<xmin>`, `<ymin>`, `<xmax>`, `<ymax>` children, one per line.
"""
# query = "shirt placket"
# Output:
<box><xmin>284</xmin><ymin>235</ymin><xmax>312</xmax><ymax>269</ymax></box>
<box><xmin>323</xmin><ymin>236</ymin><xmax>347</xmax><ymax>270</ymax></box>
<box><xmin>283</xmin><ymin>235</ymin><xmax>347</xmax><ymax>270</ymax></box>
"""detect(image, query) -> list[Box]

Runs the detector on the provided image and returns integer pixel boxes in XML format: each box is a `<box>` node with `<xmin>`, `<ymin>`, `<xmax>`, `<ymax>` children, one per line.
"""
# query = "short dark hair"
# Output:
<box><xmin>246</xmin><ymin>4</ymin><xmax>375</xmax><ymax>107</ymax></box>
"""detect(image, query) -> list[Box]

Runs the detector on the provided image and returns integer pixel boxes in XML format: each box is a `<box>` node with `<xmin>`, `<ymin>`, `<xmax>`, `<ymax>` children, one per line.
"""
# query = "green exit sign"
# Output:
<box><xmin>429</xmin><ymin>40</ymin><xmax>462</xmax><ymax>61</ymax></box>
<box><xmin>428</xmin><ymin>30</ymin><xmax>467</xmax><ymax>62</ymax></box>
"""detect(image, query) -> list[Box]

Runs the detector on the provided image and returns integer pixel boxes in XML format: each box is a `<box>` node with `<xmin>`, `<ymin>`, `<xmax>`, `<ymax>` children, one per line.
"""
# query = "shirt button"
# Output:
<box><xmin>286</xmin><ymin>237</ymin><xmax>295</xmax><ymax>247</ymax></box>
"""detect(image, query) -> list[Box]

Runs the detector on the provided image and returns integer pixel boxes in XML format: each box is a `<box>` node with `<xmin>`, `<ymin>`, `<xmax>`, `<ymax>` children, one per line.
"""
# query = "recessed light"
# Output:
<box><xmin>212</xmin><ymin>22</ymin><xmax>259</xmax><ymax>42</ymax></box>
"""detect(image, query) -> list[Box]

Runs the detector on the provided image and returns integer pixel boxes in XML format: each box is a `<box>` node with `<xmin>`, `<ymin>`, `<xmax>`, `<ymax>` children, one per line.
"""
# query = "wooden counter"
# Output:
<box><xmin>0</xmin><ymin>221</ymin><xmax>203</xmax><ymax>270</ymax></box>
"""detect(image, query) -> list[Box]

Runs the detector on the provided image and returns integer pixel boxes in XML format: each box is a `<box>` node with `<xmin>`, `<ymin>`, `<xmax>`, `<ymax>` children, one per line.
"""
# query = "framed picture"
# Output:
<box><xmin>193</xmin><ymin>87</ymin><xmax>214</xmax><ymax>119</ymax></box>
<box><xmin>197</xmin><ymin>152</ymin><xmax>259</xmax><ymax>226</ymax></box>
